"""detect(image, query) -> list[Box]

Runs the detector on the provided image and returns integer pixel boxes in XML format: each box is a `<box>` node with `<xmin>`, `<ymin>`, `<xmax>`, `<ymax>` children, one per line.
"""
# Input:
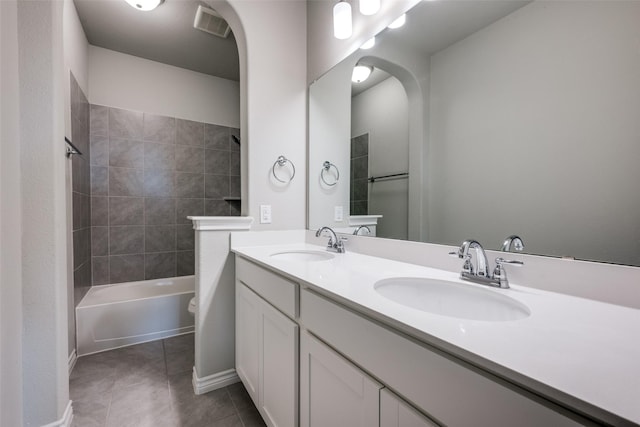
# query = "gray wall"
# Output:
<box><xmin>88</xmin><ymin>46</ymin><xmax>239</xmax><ymax>128</ymax></box>
<box><xmin>15</xmin><ymin>0</ymin><xmax>70</xmax><ymax>424</ymax></box>
<box><xmin>428</xmin><ymin>1</ymin><xmax>640</xmax><ymax>264</ymax></box>
<box><xmin>89</xmin><ymin>105</ymin><xmax>240</xmax><ymax>285</ymax></box>
<box><xmin>1</xmin><ymin>1</ymin><xmax>24</xmax><ymax>424</ymax></box>
<box><xmin>70</xmin><ymin>73</ymin><xmax>92</xmax><ymax>306</ymax></box>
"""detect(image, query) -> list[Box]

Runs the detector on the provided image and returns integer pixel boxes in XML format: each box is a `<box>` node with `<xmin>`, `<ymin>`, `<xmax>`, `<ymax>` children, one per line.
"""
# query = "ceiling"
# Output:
<box><xmin>384</xmin><ymin>0</ymin><xmax>530</xmax><ymax>58</ymax></box>
<box><xmin>350</xmin><ymin>0</ymin><xmax>530</xmax><ymax>97</ymax></box>
<box><xmin>74</xmin><ymin>0</ymin><xmax>240</xmax><ymax>81</ymax></box>
<box><xmin>352</xmin><ymin>68</ymin><xmax>391</xmax><ymax>97</ymax></box>
<box><xmin>74</xmin><ymin>0</ymin><xmax>528</xmax><ymax>86</ymax></box>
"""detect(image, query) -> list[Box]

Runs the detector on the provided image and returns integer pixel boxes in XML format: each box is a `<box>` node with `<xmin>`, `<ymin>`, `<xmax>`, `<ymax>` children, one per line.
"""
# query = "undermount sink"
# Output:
<box><xmin>269</xmin><ymin>250</ymin><xmax>335</xmax><ymax>262</ymax></box>
<box><xmin>374</xmin><ymin>277</ymin><xmax>530</xmax><ymax>322</ymax></box>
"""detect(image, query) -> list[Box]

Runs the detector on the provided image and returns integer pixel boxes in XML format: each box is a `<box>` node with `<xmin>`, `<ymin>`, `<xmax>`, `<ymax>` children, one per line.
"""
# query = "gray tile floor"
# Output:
<box><xmin>70</xmin><ymin>334</ymin><xmax>266</xmax><ymax>427</ymax></box>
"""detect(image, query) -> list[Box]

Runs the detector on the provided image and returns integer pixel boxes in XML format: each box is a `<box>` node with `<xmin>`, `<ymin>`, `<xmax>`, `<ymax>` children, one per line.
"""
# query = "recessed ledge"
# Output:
<box><xmin>349</xmin><ymin>215</ymin><xmax>383</xmax><ymax>226</ymax></box>
<box><xmin>188</xmin><ymin>216</ymin><xmax>254</xmax><ymax>231</ymax></box>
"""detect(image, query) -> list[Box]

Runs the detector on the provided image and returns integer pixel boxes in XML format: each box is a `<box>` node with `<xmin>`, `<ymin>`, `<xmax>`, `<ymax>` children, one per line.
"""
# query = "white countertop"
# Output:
<box><xmin>232</xmin><ymin>242</ymin><xmax>640</xmax><ymax>426</ymax></box>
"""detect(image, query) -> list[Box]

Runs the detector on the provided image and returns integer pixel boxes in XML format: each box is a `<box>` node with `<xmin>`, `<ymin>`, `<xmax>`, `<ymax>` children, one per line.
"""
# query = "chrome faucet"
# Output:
<box><xmin>353</xmin><ymin>225</ymin><xmax>371</xmax><ymax>236</ymax></box>
<box><xmin>501</xmin><ymin>235</ymin><xmax>524</xmax><ymax>252</ymax></box>
<box><xmin>450</xmin><ymin>239</ymin><xmax>523</xmax><ymax>289</ymax></box>
<box><xmin>315</xmin><ymin>226</ymin><xmax>346</xmax><ymax>253</ymax></box>
<box><xmin>456</xmin><ymin>239</ymin><xmax>491</xmax><ymax>278</ymax></box>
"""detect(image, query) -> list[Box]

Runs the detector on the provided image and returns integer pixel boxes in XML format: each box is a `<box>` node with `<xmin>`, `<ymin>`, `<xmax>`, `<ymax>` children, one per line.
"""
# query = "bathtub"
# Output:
<box><xmin>76</xmin><ymin>276</ymin><xmax>195</xmax><ymax>356</ymax></box>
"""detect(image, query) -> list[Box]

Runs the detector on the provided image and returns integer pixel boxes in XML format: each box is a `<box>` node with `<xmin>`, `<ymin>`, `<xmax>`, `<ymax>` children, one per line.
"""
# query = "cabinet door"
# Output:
<box><xmin>236</xmin><ymin>282</ymin><xmax>261</xmax><ymax>402</ymax></box>
<box><xmin>381</xmin><ymin>389</ymin><xmax>438</xmax><ymax>427</ymax></box>
<box><xmin>260</xmin><ymin>301</ymin><xmax>299</xmax><ymax>427</ymax></box>
<box><xmin>300</xmin><ymin>331</ymin><xmax>381</xmax><ymax>427</ymax></box>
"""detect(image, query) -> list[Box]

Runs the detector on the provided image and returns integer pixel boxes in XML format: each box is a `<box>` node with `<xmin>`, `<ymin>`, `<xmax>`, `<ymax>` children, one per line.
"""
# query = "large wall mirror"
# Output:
<box><xmin>308</xmin><ymin>0</ymin><xmax>640</xmax><ymax>266</ymax></box>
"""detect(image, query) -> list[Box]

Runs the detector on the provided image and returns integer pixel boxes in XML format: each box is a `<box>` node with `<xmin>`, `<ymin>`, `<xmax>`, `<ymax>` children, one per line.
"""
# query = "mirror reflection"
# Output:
<box><xmin>351</xmin><ymin>72</ymin><xmax>409</xmax><ymax>240</ymax></box>
<box><xmin>308</xmin><ymin>0</ymin><xmax>640</xmax><ymax>266</ymax></box>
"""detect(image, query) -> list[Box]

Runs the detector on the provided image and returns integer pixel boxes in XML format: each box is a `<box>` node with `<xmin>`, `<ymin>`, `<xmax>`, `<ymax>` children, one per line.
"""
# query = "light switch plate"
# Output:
<box><xmin>334</xmin><ymin>206</ymin><xmax>344</xmax><ymax>222</ymax></box>
<box><xmin>260</xmin><ymin>205</ymin><xmax>272</xmax><ymax>224</ymax></box>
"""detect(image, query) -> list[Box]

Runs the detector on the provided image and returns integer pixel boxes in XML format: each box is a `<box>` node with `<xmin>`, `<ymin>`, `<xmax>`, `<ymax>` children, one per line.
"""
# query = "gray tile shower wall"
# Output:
<box><xmin>89</xmin><ymin>105</ymin><xmax>240</xmax><ymax>285</ymax></box>
<box><xmin>71</xmin><ymin>73</ymin><xmax>92</xmax><ymax>307</ymax></box>
<box><xmin>351</xmin><ymin>133</ymin><xmax>369</xmax><ymax>215</ymax></box>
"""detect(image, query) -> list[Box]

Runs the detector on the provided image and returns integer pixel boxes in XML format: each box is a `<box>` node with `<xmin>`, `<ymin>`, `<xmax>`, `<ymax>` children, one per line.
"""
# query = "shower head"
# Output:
<box><xmin>231</xmin><ymin>135</ymin><xmax>240</xmax><ymax>145</ymax></box>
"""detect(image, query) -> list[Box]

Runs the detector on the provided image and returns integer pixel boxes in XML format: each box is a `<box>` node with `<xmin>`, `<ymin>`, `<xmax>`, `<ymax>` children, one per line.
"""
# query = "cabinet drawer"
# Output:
<box><xmin>236</xmin><ymin>257</ymin><xmax>298</xmax><ymax>318</ymax></box>
<box><xmin>301</xmin><ymin>289</ymin><xmax>592</xmax><ymax>427</ymax></box>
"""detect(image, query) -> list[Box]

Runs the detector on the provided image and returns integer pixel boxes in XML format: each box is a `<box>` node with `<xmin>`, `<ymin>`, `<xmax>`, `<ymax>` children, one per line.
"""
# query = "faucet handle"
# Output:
<box><xmin>448</xmin><ymin>249</ymin><xmax>466</xmax><ymax>258</ymax></box>
<box><xmin>493</xmin><ymin>258</ymin><xmax>523</xmax><ymax>289</ymax></box>
<box><xmin>450</xmin><ymin>251</ymin><xmax>474</xmax><ymax>274</ymax></box>
<box><xmin>495</xmin><ymin>257</ymin><xmax>524</xmax><ymax>267</ymax></box>
<box><xmin>461</xmin><ymin>254</ymin><xmax>474</xmax><ymax>274</ymax></box>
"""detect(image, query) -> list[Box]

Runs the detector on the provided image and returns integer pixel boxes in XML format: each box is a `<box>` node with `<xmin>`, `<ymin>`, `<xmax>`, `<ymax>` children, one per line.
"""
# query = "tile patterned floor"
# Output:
<box><xmin>70</xmin><ymin>334</ymin><xmax>266</xmax><ymax>427</ymax></box>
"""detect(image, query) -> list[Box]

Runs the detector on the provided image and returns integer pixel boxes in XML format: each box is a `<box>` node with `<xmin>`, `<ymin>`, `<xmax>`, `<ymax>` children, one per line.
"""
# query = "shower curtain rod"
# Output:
<box><xmin>65</xmin><ymin>137</ymin><xmax>82</xmax><ymax>158</ymax></box>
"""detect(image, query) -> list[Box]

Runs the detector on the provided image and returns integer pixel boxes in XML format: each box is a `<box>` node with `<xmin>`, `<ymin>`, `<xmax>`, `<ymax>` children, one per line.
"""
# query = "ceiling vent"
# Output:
<box><xmin>193</xmin><ymin>5</ymin><xmax>231</xmax><ymax>38</ymax></box>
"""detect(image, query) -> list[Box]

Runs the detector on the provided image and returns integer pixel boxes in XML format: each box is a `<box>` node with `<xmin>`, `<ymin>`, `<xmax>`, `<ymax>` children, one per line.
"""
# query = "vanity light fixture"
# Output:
<box><xmin>333</xmin><ymin>1</ymin><xmax>353</xmax><ymax>40</ymax></box>
<box><xmin>360</xmin><ymin>37</ymin><xmax>376</xmax><ymax>50</ymax></box>
<box><xmin>352</xmin><ymin>65</ymin><xmax>373</xmax><ymax>83</ymax></box>
<box><xmin>360</xmin><ymin>0</ymin><xmax>380</xmax><ymax>16</ymax></box>
<box><xmin>388</xmin><ymin>13</ymin><xmax>406</xmax><ymax>29</ymax></box>
<box><xmin>124</xmin><ymin>0</ymin><xmax>163</xmax><ymax>11</ymax></box>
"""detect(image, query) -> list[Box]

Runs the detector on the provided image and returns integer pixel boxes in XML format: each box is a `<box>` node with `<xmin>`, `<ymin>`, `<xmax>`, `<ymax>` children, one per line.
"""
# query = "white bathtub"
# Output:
<box><xmin>76</xmin><ymin>276</ymin><xmax>195</xmax><ymax>356</ymax></box>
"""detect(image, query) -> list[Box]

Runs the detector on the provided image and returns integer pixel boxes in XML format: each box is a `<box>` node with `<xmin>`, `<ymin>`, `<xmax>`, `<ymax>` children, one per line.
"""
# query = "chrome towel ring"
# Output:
<box><xmin>321</xmin><ymin>161</ymin><xmax>340</xmax><ymax>186</ymax></box>
<box><xmin>272</xmin><ymin>155</ymin><xmax>296</xmax><ymax>183</ymax></box>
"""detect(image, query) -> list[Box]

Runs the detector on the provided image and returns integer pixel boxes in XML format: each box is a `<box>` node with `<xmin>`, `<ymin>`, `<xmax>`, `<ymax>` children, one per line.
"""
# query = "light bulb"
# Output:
<box><xmin>333</xmin><ymin>1</ymin><xmax>353</xmax><ymax>40</ymax></box>
<box><xmin>388</xmin><ymin>14</ymin><xmax>406</xmax><ymax>29</ymax></box>
<box><xmin>352</xmin><ymin>65</ymin><xmax>373</xmax><ymax>83</ymax></box>
<box><xmin>124</xmin><ymin>0</ymin><xmax>163</xmax><ymax>11</ymax></box>
<box><xmin>359</xmin><ymin>0</ymin><xmax>380</xmax><ymax>16</ymax></box>
<box><xmin>360</xmin><ymin>37</ymin><xmax>375</xmax><ymax>50</ymax></box>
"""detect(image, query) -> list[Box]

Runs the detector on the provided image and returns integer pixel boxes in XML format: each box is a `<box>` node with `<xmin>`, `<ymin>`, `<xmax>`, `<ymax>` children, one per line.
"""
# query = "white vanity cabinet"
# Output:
<box><xmin>300</xmin><ymin>288</ymin><xmax>593</xmax><ymax>427</ymax></box>
<box><xmin>300</xmin><ymin>330</ymin><xmax>382</xmax><ymax>427</ymax></box>
<box><xmin>236</xmin><ymin>259</ymin><xmax>299</xmax><ymax>427</ymax></box>
<box><xmin>380</xmin><ymin>389</ymin><xmax>438</xmax><ymax>427</ymax></box>
<box><xmin>234</xmin><ymin>255</ymin><xmax>597</xmax><ymax>427</ymax></box>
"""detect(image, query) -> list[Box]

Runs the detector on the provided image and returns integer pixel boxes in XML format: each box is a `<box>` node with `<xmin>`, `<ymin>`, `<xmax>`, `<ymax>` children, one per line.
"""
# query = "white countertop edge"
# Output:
<box><xmin>231</xmin><ymin>242</ymin><xmax>640</xmax><ymax>426</ymax></box>
<box><xmin>188</xmin><ymin>216</ymin><xmax>254</xmax><ymax>231</ymax></box>
<box><xmin>231</xmin><ymin>230</ymin><xmax>308</xmax><ymax>248</ymax></box>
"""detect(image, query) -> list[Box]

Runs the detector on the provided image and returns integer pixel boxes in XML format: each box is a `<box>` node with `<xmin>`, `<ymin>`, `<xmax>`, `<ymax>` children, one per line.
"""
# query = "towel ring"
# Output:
<box><xmin>321</xmin><ymin>161</ymin><xmax>340</xmax><ymax>186</ymax></box>
<box><xmin>272</xmin><ymin>155</ymin><xmax>296</xmax><ymax>183</ymax></box>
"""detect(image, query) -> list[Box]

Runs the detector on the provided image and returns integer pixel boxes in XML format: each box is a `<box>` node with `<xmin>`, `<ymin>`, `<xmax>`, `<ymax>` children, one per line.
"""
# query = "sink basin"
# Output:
<box><xmin>269</xmin><ymin>250</ymin><xmax>335</xmax><ymax>262</ymax></box>
<box><xmin>374</xmin><ymin>277</ymin><xmax>530</xmax><ymax>322</ymax></box>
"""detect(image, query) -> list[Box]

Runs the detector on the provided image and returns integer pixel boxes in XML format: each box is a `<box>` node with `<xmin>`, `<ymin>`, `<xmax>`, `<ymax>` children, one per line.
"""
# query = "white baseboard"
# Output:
<box><xmin>41</xmin><ymin>400</ymin><xmax>73</xmax><ymax>427</ymax></box>
<box><xmin>192</xmin><ymin>367</ymin><xmax>240</xmax><ymax>395</ymax></box>
<box><xmin>68</xmin><ymin>349</ymin><xmax>77</xmax><ymax>374</ymax></box>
